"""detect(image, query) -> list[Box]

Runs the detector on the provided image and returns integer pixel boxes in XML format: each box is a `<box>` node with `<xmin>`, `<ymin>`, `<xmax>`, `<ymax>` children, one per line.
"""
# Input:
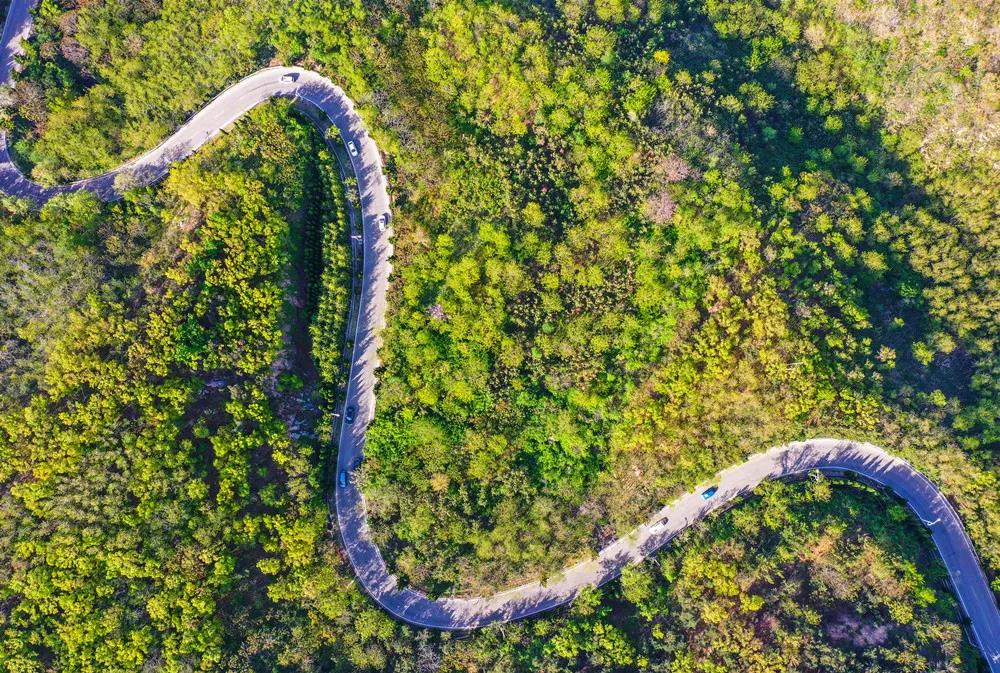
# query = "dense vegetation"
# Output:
<box><xmin>360</xmin><ymin>0</ymin><xmax>1000</xmax><ymax>595</ymax></box>
<box><xmin>1</xmin><ymin>0</ymin><xmax>997</xmax><ymax>670</ymax></box>
<box><xmin>434</xmin><ymin>478</ymin><xmax>979</xmax><ymax>673</ymax></box>
<box><xmin>0</xmin><ymin>102</ymin><xmax>364</xmax><ymax>671</ymax></box>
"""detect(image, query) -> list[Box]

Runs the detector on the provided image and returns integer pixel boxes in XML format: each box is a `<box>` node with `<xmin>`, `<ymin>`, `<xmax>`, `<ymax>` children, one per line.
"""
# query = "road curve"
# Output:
<box><xmin>2</xmin><ymin>0</ymin><xmax>998</xmax><ymax>666</ymax></box>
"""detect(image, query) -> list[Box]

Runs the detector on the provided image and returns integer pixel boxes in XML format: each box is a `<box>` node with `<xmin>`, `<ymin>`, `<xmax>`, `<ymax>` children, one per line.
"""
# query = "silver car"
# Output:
<box><xmin>376</xmin><ymin>214</ymin><xmax>387</xmax><ymax>232</ymax></box>
<box><xmin>347</xmin><ymin>140</ymin><xmax>359</xmax><ymax>157</ymax></box>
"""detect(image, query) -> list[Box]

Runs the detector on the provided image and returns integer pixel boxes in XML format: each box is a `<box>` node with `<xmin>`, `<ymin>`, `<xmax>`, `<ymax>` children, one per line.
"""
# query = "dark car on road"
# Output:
<box><xmin>345</xmin><ymin>406</ymin><xmax>356</xmax><ymax>424</ymax></box>
<box><xmin>339</xmin><ymin>470</ymin><xmax>348</xmax><ymax>488</ymax></box>
<box><xmin>702</xmin><ymin>486</ymin><xmax>718</xmax><ymax>500</ymax></box>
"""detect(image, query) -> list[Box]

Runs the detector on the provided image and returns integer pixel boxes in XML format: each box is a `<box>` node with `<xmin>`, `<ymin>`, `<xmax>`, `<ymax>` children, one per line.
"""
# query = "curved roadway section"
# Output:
<box><xmin>2</xmin><ymin>0</ymin><xmax>998</xmax><ymax>666</ymax></box>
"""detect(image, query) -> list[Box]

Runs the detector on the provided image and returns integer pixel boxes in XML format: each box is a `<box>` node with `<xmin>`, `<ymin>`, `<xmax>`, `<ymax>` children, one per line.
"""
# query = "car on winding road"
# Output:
<box><xmin>344</xmin><ymin>406</ymin><xmax>356</xmax><ymax>424</ymax></box>
<box><xmin>702</xmin><ymin>486</ymin><xmax>718</xmax><ymax>500</ymax></box>
<box><xmin>347</xmin><ymin>140</ymin><xmax>359</xmax><ymax>157</ymax></box>
<box><xmin>339</xmin><ymin>470</ymin><xmax>348</xmax><ymax>488</ymax></box>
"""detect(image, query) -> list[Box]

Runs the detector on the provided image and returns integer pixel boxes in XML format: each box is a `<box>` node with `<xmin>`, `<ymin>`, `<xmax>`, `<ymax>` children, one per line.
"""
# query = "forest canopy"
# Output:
<box><xmin>0</xmin><ymin>0</ymin><xmax>998</xmax><ymax>670</ymax></box>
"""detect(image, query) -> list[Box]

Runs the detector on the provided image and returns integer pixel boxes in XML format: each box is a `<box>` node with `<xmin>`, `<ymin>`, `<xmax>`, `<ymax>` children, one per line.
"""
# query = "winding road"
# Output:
<box><xmin>2</xmin><ymin>0</ymin><xmax>999</xmax><ymax>665</ymax></box>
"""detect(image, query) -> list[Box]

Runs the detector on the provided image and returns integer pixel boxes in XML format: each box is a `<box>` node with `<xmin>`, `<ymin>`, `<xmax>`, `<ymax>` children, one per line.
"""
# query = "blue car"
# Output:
<box><xmin>345</xmin><ymin>406</ymin><xmax>356</xmax><ymax>424</ymax></box>
<box><xmin>339</xmin><ymin>470</ymin><xmax>348</xmax><ymax>488</ymax></box>
<box><xmin>702</xmin><ymin>486</ymin><xmax>718</xmax><ymax>500</ymax></box>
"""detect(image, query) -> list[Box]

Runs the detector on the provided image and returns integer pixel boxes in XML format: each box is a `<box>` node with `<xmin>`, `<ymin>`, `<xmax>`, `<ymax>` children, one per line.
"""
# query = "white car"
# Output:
<box><xmin>280</xmin><ymin>74</ymin><xmax>295</xmax><ymax>83</ymax></box>
<box><xmin>376</xmin><ymin>214</ymin><xmax>387</xmax><ymax>232</ymax></box>
<box><xmin>347</xmin><ymin>140</ymin><xmax>359</xmax><ymax>157</ymax></box>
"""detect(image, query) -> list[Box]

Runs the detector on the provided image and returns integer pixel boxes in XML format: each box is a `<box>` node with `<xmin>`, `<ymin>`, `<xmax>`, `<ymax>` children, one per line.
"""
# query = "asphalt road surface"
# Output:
<box><xmin>2</xmin><ymin>0</ymin><xmax>998</xmax><ymax>665</ymax></box>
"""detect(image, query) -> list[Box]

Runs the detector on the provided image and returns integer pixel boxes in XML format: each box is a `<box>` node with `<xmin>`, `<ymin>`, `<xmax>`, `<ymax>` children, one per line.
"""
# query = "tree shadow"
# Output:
<box><xmin>658</xmin><ymin>2</ymin><xmax>978</xmax><ymax>406</ymax></box>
